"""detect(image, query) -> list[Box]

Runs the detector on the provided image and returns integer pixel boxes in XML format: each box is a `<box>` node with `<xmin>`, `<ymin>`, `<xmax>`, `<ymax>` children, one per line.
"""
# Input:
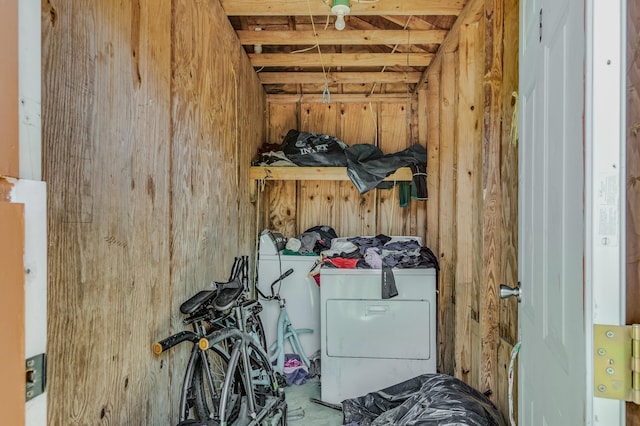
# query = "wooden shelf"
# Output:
<box><xmin>249</xmin><ymin>166</ymin><xmax>413</xmax><ymax>181</ymax></box>
<box><xmin>249</xmin><ymin>166</ymin><xmax>414</xmax><ymax>201</ymax></box>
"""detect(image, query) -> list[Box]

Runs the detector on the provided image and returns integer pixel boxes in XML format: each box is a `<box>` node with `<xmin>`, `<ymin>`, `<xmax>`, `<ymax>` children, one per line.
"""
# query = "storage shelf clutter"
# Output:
<box><xmin>249</xmin><ymin>166</ymin><xmax>414</xmax><ymax>200</ymax></box>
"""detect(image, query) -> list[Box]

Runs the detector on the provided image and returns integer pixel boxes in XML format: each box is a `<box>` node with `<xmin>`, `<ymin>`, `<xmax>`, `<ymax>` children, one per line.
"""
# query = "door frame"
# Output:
<box><xmin>585</xmin><ymin>0</ymin><xmax>627</xmax><ymax>424</ymax></box>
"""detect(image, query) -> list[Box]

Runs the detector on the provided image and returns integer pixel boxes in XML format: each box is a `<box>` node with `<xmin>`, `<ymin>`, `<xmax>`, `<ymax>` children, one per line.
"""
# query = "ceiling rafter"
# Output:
<box><xmin>220</xmin><ymin>0</ymin><xmax>465</xmax><ymax>16</ymax></box>
<box><xmin>258</xmin><ymin>71</ymin><xmax>423</xmax><ymax>84</ymax></box>
<box><xmin>237</xmin><ymin>29</ymin><xmax>447</xmax><ymax>45</ymax></box>
<box><xmin>248</xmin><ymin>52</ymin><xmax>433</xmax><ymax>68</ymax></box>
<box><xmin>223</xmin><ymin>0</ymin><xmax>473</xmax><ymax>94</ymax></box>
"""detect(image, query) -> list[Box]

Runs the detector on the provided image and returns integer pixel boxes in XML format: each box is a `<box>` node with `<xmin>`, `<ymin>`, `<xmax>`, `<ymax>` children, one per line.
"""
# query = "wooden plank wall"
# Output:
<box><xmin>627</xmin><ymin>0</ymin><xmax>640</xmax><ymax>423</ymax></box>
<box><xmin>42</xmin><ymin>0</ymin><xmax>264</xmax><ymax>424</ymax></box>
<box><xmin>436</xmin><ymin>52</ymin><xmax>458</xmax><ymax>377</ymax></box>
<box><xmin>424</xmin><ymin>0</ymin><xmax>519</xmax><ymax>422</ymax></box>
<box><xmin>261</xmin><ymin>97</ymin><xmax>428</xmax><ymax>243</ymax></box>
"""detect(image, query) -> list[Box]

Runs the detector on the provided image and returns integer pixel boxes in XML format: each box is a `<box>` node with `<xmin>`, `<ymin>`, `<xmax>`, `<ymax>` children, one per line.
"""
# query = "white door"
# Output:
<box><xmin>518</xmin><ymin>0</ymin><xmax>586</xmax><ymax>424</ymax></box>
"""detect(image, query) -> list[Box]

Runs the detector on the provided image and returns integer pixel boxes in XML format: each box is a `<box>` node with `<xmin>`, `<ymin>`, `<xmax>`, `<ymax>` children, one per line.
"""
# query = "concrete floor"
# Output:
<box><xmin>283</xmin><ymin>378</ymin><xmax>344</xmax><ymax>426</ymax></box>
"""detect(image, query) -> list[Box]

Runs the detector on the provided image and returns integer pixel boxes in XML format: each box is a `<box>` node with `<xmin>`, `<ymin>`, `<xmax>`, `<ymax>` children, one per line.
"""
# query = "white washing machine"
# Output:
<box><xmin>256</xmin><ymin>233</ymin><xmax>321</xmax><ymax>358</ymax></box>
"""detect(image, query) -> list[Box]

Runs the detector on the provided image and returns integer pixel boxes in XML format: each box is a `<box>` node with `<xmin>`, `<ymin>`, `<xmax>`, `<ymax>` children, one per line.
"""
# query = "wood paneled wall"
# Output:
<box><xmin>42</xmin><ymin>0</ymin><xmax>264</xmax><ymax>424</ymax></box>
<box><xmin>260</xmin><ymin>97</ymin><xmax>428</xmax><ymax>242</ymax></box>
<box><xmin>424</xmin><ymin>0</ymin><xmax>519</xmax><ymax>421</ymax></box>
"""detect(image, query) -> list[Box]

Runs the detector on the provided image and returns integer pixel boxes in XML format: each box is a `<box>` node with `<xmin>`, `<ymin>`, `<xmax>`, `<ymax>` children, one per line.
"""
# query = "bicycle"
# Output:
<box><xmin>198</xmin><ymin>263</ymin><xmax>287</xmax><ymax>425</ymax></box>
<box><xmin>153</xmin><ymin>284</ymin><xmax>236</xmax><ymax>424</ymax></box>
<box><xmin>256</xmin><ymin>268</ymin><xmax>313</xmax><ymax>375</ymax></box>
<box><xmin>154</xmin><ymin>257</ymin><xmax>285</xmax><ymax>425</ymax></box>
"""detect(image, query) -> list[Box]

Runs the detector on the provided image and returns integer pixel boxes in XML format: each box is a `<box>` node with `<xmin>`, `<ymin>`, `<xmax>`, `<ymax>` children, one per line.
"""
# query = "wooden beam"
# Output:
<box><xmin>424</xmin><ymin>73</ymin><xmax>440</xmax><ymax>264</ymax></box>
<box><xmin>221</xmin><ymin>0</ymin><xmax>465</xmax><ymax>16</ymax></box>
<box><xmin>237</xmin><ymin>29</ymin><xmax>448</xmax><ymax>45</ymax></box>
<box><xmin>258</xmin><ymin>71</ymin><xmax>422</xmax><ymax>84</ymax></box>
<box><xmin>454</xmin><ymin>20</ymin><xmax>482</xmax><ymax>384</ymax></box>
<box><xmin>266</xmin><ymin>93</ymin><xmax>415</xmax><ymax>104</ymax></box>
<box><xmin>481</xmin><ymin>0</ymin><xmax>503</xmax><ymax>401</ymax></box>
<box><xmin>437</xmin><ymin>51</ymin><xmax>457</xmax><ymax>377</ymax></box>
<box><xmin>413</xmin><ymin>0</ymin><xmax>484</xmax><ymax>94</ymax></box>
<box><xmin>249</xmin><ymin>52</ymin><xmax>433</xmax><ymax>67</ymax></box>
<box><xmin>250</xmin><ymin>166</ymin><xmax>413</xmax><ymax>182</ymax></box>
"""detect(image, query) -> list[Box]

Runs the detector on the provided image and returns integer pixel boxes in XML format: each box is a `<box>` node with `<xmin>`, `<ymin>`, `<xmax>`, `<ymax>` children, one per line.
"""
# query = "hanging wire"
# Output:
<box><xmin>322</xmin><ymin>81</ymin><xmax>331</xmax><ymax>104</ymax></box>
<box><xmin>508</xmin><ymin>341</ymin><xmax>522</xmax><ymax>426</ymax></box>
<box><xmin>370</xmin><ymin>15</ymin><xmax>413</xmax><ymax>95</ymax></box>
<box><xmin>369</xmin><ymin>101</ymin><xmax>378</xmax><ymax>146</ymax></box>
<box><xmin>406</xmin><ymin>28</ymin><xmax>413</xmax><ymax>143</ymax></box>
<box><xmin>291</xmin><ymin>45</ymin><xmax>322</xmax><ymax>54</ymax></box>
<box><xmin>305</xmin><ymin>0</ymin><xmax>331</xmax><ymax>102</ymax></box>
<box><xmin>510</xmin><ymin>92</ymin><xmax>519</xmax><ymax>146</ymax></box>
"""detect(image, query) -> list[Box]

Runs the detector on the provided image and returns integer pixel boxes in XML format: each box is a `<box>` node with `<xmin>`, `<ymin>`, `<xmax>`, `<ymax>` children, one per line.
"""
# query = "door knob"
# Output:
<box><xmin>500</xmin><ymin>282</ymin><xmax>521</xmax><ymax>302</ymax></box>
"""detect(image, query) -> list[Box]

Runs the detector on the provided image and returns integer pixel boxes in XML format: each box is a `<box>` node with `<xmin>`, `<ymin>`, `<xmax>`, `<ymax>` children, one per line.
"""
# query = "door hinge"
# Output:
<box><xmin>539</xmin><ymin>8</ymin><xmax>543</xmax><ymax>43</ymax></box>
<box><xmin>593</xmin><ymin>324</ymin><xmax>640</xmax><ymax>404</ymax></box>
<box><xmin>26</xmin><ymin>353</ymin><xmax>46</xmax><ymax>401</ymax></box>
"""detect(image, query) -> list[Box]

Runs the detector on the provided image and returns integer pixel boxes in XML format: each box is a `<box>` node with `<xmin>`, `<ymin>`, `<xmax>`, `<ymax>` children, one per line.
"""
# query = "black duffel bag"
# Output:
<box><xmin>281</xmin><ymin>129</ymin><xmax>348</xmax><ymax>166</ymax></box>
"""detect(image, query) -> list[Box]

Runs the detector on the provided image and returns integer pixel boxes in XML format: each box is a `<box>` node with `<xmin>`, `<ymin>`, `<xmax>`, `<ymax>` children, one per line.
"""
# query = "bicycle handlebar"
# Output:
<box><xmin>198</xmin><ymin>327</ymin><xmax>244</xmax><ymax>351</ymax></box>
<box><xmin>153</xmin><ymin>331</ymin><xmax>199</xmax><ymax>355</ymax></box>
<box><xmin>270</xmin><ymin>268</ymin><xmax>294</xmax><ymax>297</ymax></box>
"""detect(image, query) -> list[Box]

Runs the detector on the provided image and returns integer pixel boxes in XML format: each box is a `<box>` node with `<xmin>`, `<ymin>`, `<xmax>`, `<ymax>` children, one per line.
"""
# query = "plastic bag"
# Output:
<box><xmin>344</xmin><ymin>144</ymin><xmax>426</xmax><ymax>194</ymax></box>
<box><xmin>342</xmin><ymin>373</ymin><xmax>505</xmax><ymax>426</ymax></box>
<box><xmin>281</xmin><ymin>129</ymin><xmax>348</xmax><ymax>166</ymax></box>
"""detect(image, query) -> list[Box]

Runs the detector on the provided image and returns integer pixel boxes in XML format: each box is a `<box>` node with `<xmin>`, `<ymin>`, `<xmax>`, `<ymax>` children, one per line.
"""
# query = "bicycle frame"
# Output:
<box><xmin>155</xmin><ymin>255</ymin><xmax>285</xmax><ymax>425</ymax></box>
<box><xmin>269</xmin><ymin>301</ymin><xmax>312</xmax><ymax>374</ymax></box>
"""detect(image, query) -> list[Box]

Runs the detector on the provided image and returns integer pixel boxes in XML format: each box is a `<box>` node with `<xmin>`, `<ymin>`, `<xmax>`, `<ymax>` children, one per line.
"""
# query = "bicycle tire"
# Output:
<box><xmin>192</xmin><ymin>344</ymin><xmax>243</xmax><ymax>422</ymax></box>
<box><xmin>218</xmin><ymin>334</ymin><xmax>282</xmax><ymax>424</ymax></box>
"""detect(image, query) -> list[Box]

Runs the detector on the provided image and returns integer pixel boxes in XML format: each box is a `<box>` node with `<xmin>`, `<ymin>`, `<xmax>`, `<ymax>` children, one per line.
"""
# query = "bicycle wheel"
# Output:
<box><xmin>220</xmin><ymin>335</ymin><xmax>282</xmax><ymax>424</ymax></box>
<box><xmin>192</xmin><ymin>344</ymin><xmax>243</xmax><ymax>422</ymax></box>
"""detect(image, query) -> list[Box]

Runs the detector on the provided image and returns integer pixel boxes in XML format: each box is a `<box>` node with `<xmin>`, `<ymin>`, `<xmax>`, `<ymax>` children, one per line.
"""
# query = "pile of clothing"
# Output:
<box><xmin>253</xmin><ymin>129</ymin><xmax>428</xmax><ymax>197</ymax></box>
<box><xmin>282</xmin><ymin>225</ymin><xmax>338</xmax><ymax>256</ymax></box>
<box><xmin>321</xmin><ymin>235</ymin><xmax>437</xmax><ymax>270</ymax></box>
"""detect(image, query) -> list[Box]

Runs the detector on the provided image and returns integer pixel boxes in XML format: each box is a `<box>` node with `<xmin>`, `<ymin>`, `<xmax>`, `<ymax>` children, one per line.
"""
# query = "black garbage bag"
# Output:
<box><xmin>345</xmin><ymin>144</ymin><xmax>427</xmax><ymax>194</ymax></box>
<box><xmin>342</xmin><ymin>373</ymin><xmax>505</xmax><ymax>426</ymax></box>
<box><xmin>281</xmin><ymin>129</ymin><xmax>348</xmax><ymax>166</ymax></box>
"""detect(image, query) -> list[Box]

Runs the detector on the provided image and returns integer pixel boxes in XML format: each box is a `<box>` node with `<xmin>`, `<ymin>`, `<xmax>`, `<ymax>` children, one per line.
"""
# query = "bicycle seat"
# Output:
<box><xmin>213</xmin><ymin>277</ymin><xmax>244</xmax><ymax>311</ymax></box>
<box><xmin>180</xmin><ymin>289</ymin><xmax>217</xmax><ymax>315</ymax></box>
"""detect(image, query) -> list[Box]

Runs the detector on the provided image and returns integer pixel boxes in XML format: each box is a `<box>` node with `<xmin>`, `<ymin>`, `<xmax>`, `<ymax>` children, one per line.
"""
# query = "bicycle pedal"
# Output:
<box><xmin>287</xmin><ymin>407</ymin><xmax>305</xmax><ymax>421</ymax></box>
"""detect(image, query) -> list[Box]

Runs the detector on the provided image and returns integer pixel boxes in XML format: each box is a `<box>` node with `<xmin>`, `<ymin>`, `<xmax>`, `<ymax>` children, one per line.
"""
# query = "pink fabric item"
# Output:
<box><xmin>284</xmin><ymin>358</ymin><xmax>303</xmax><ymax>368</ymax></box>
